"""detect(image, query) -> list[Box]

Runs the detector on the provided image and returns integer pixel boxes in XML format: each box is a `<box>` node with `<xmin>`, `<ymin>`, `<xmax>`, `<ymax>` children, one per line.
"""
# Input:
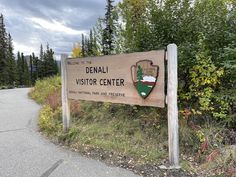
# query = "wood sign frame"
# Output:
<box><xmin>61</xmin><ymin>44</ymin><xmax>179</xmax><ymax>168</ymax></box>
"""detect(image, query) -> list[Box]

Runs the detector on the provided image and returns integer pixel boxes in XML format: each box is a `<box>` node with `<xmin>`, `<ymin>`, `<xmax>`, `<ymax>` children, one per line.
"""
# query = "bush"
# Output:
<box><xmin>198</xmin><ymin>145</ymin><xmax>236</xmax><ymax>177</ymax></box>
<box><xmin>29</xmin><ymin>76</ymin><xmax>61</xmax><ymax>104</ymax></box>
<box><xmin>38</xmin><ymin>105</ymin><xmax>62</xmax><ymax>136</ymax></box>
<box><xmin>29</xmin><ymin>76</ymin><xmax>63</xmax><ymax>137</ymax></box>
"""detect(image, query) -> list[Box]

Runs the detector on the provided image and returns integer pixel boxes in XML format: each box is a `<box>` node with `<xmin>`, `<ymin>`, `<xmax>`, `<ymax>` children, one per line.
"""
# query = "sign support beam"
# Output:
<box><xmin>61</xmin><ymin>54</ymin><xmax>70</xmax><ymax>132</ymax></box>
<box><xmin>167</xmin><ymin>44</ymin><xmax>180</xmax><ymax>168</ymax></box>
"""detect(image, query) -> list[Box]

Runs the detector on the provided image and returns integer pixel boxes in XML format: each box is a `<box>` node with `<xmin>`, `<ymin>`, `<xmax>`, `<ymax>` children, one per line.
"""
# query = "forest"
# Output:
<box><xmin>0</xmin><ymin>14</ymin><xmax>58</xmax><ymax>88</ymax></box>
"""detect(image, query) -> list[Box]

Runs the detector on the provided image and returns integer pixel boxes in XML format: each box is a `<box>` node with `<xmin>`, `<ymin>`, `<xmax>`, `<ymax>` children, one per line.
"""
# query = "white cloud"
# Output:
<box><xmin>1</xmin><ymin>0</ymin><xmax>121</xmax><ymax>55</ymax></box>
<box><xmin>29</xmin><ymin>17</ymin><xmax>86</xmax><ymax>35</ymax></box>
<box><xmin>13</xmin><ymin>41</ymin><xmax>38</xmax><ymax>55</ymax></box>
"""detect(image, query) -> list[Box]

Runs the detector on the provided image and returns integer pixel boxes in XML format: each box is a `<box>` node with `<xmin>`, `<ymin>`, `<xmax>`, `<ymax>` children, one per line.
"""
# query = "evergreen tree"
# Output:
<box><xmin>84</xmin><ymin>37</ymin><xmax>89</xmax><ymax>56</ymax></box>
<box><xmin>81</xmin><ymin>34</ymin><xmax>85</xmax><ymax>57</ymax></box>
<box><xmin>16</xmin><ymin>52</ymin><xmax>30</xmax><ymax>86</ymax></box>
<box><xmin>38</xmin><ymin>44</ymin><xmax>44</xmax><ymax>78</ymax></box>
<box><xmin>40</xmin><ymin>44</ymin><xmax>43</xmax><ymax>61</ymax></box>
<box><xmin>31</xmin><ymin>52</ymin><xmax>39</xmax><ymax>84</ymax></box>
<box><xmin>102</xmin><ymin>0</ymin><xmax>115</xmax><ymax>55</ymax></box>
<box><xmin>44</xmin><ymin>43</ymin><xmax>55</xmax><ymax>77</ymax></box>
<box><xmin>88</xmin><ymin>30</ymin><xmax>93</xmax><ymax>56</ymax></box>
<box><xmin>93</xmin><ymin>18</ymin><xmax>104</xmax><ymax>54</ymax></box>
<box><xmin>6</xmin><ymin>33</ymin><xmax>16</xmax><ymax>86</ymax></box>
<box><xmin>29</xmin><ymin>54</ymin><xmax>33</xmax><ymax>84</ymax></box>
<box><xmin>88</xmin><ymin>29</ymin><xmax>100</xmax><ymax>56</ymax></box>
<box><xmin>0</xmin><ymin>14</ymin><xmax>8</xmax><ymax>85</ymax></box>
<box><xmin>16</xmin><ymin>51</ymin><xmax>23</xmax><ymax>85</ymax></box>
<box><xmin>92</xmin><ymin>29</ymin><xmax>99</xmax><ymax>55</ymax></box>
<box><xmin>21</xmin><ymin>53</ymin><xmax>30</xmax><ymax>86</ymax></box>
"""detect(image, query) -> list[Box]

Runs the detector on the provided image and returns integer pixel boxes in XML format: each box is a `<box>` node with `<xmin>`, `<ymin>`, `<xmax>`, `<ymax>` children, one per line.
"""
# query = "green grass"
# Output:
<box><xmin>30</xmin><ymin>76</ymin><xmax>169</xmax><ymax>164</ymax></box>
<box><xmin>63</xmin><ymin>117</ymin><xmax>167</xmax><ymax>163</ymax></box>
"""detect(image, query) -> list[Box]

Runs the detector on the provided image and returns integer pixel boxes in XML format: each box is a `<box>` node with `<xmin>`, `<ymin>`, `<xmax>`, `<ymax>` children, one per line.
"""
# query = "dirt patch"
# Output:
<box><xmin>67</xmin><ymin>143</ymin><xmax>196</xmax><ymax>177</ymax></box>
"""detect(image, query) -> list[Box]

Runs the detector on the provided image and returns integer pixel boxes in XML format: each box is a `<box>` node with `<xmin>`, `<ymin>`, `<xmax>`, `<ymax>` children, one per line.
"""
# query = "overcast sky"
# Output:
<box><xmin>0</xmin><ymin>0</ymin><xmax>120</xmax><ymax>56</ymax></box>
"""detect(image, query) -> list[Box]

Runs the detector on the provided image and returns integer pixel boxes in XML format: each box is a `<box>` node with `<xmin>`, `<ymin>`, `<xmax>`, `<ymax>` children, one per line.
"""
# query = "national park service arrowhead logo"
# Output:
<box><xmin>131</xmin><ymin>60</ymin><xmax>159</xmax><ymax>99</ymax></box>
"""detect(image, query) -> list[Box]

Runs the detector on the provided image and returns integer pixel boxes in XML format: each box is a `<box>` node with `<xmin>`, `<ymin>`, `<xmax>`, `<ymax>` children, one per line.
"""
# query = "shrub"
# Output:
<box><xmin>38</xmin><ymin>105</ymin><xmax>62</xmax><ymax>136</ymax></box>
<box><xmin>46</xmin><ymin>89</ymin><xmax>61</xmax><ymax>110</ymax></box>
<box><xmin>29</xmin><ymin>76</ymin><xmax>61</xmax><ymax>104</ymax></box>
<box><xmin>198</xmin><ymin>145</ymin><xmax>236</xmax><ymax>177</ymax></box>
<box><xmin>179</xmin><ymin>37</ymin><xmax>230</xmax><ymax>127</ymax></box>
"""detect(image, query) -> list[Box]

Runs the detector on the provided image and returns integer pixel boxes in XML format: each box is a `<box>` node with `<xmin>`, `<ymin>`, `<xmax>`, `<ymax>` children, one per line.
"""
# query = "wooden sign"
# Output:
<box><xmin>66</xmin><ymin>50</ymin><xmax>165</xmax><ymax>107</ymax></box>
<box><xmin>62</xmin><ymin>44</ymin><xmax>179</xmax><ymax>168</ymax></box>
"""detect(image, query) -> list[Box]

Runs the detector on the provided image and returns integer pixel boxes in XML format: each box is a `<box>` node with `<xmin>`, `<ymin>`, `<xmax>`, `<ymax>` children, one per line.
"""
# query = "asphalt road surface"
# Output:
<box><xmin>0</xmin><ymin>88</ymin><xmax>140</xmax><ymax>177</ymax></box>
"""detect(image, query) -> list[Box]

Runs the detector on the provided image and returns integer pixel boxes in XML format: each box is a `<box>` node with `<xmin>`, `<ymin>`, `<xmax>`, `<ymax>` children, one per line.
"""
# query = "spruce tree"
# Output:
<box><xmin>102</xmin><ymin>0</ymin><xmax>115</xmax><ymax>55</ymax></box>
<box><xmin>6</xmin><ymin>33</ymin><xmax>16</xmax><ymax>86</ymax></box>
<box><xmin>21</xmin><ymin>53</ymin><xmax>30</xmax><ymax>86</ymax></box>
<box><xmin>44</xmin><ymin>43</ymin><xmax>53</xmax><ymax>77</ymax></box>
<box><xmin>92</xmin><ymin>29</ymin><xmax>99</xmax><ymax>55</ymax></box>
<box><xmin>29</xmin><ymin>54</ymin><xmax>33</xmax><ymax>84</ymax></box>
<box><xmin>84</xmin><ymin>37</ymin><xmax>89</xmax><ymax>56</ymax></box>
<box><xmin>16</xmin><ymin>51</ymin><xmax>23</xmax><ymax>85</ymax></box>
<box><xmin>31</xmin><ymin>52</ymin><xmax>38</xmax><ymax>84</ymax></box>
<box><xmin>38</xmin><ymin>44</ymin><xmax>44</xmax><ymax>78</ymax></box>
<box><xmin>0</xmin><ymin>14</ymin><xmax>8</xmax><ymax>85</ymax></box>
<box><xmin>88</xmin><ymin>30</ymin><xmax>93</xmax><ymax>56</ymax></box>
<box><xmin>81</xmin><ymin>34</ymin><xmax>85</xmax><ymax>57</ymax></box>
<box><xmin>93</xmin><ymin>18</ymin><xmax>104</xmax><ymax>54</ymax></box>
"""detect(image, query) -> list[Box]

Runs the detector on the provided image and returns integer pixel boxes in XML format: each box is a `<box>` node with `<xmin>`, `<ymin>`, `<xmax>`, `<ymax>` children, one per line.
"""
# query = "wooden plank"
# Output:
<box><xmin>61</xmin><ymin>54</ymin><xmax>70</xmax><ymax>132</ymax></box>
<box><xmin>167</xmin><ymin>44</ymin><xmax>180</xmax><ymax>168</ymax></box>
<box><xmin>66</xmin><ymin>50</ymin><xmax>165</xmax><ymax>107</ymax></box>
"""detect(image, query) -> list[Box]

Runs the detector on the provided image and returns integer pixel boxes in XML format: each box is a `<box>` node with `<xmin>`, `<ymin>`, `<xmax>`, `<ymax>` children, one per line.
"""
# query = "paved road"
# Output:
<box><xmin>0</xmin><ymin>88</ymin><xmax>140</xmax><ymax>177</ymax></box>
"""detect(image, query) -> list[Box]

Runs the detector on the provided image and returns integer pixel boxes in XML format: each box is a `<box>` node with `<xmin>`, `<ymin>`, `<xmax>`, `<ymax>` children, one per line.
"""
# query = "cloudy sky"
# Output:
<box><xmin>0</xmin><ymin>0</ymin><xmax>120</xmax><ymax>56</ymax></box>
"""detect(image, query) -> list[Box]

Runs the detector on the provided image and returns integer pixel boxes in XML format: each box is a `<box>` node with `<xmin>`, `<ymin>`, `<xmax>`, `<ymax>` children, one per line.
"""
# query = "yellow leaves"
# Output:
<box><xmin>196</xmin><ymin>130</ymin><xmax>206</xmax><ymax>143</ymax></box>
<box><xmin>184</xmin><ymin>44</ymin><xmax>229</xmax><ymax>118</ymax></box>
<box><xmin>39</xmin><ymin>105</ymin><xmax>53</xmax><ymax>130</ymax></box>
<box><xmin>191</xmin><ymin>109</ymin><xmax>202</xmax><ymax>115</ymax></box>
<box><xmin>71</xmin><ymin>43</ymin><xmax>82</xmax><ymax>58</ymax></box>
<box><xmin>190</xmin><ymin>55</ymin><xmax>224</xmax><ymax>88</ymax></box>
<box><xmin>38</xmin><ymin>105</ymin><xmax>62</xmax><ymax>135</ymax></box>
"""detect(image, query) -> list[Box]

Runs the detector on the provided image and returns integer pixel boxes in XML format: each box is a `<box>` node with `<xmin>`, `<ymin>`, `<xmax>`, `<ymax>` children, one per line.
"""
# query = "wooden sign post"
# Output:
<box><xmin>61</xmin><ymin>54</ymin><xmax>70</xmax><ymax>132</ymax></box>
<box><xmin>61</xmin><ymin>44</ymin><xmax>180</xmax><ymax>168</ymax></box>
<box><xmin>167</xmin><ymin>44</ymin><xmax>180</xmax><ymax>168</ymax></box>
